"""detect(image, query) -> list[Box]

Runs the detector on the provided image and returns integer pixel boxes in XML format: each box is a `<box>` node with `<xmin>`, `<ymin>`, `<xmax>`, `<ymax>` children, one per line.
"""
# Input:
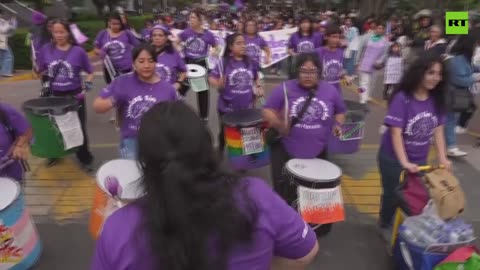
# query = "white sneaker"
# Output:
<box><xmin>455</xmin><ymin>126</ymin><xmax>467</xmax><ymax>134</ymax></box>
<box><xmin>447</xmin><ymin>147</ymin><xmax>468</xmax><ymax>157</ymax></box>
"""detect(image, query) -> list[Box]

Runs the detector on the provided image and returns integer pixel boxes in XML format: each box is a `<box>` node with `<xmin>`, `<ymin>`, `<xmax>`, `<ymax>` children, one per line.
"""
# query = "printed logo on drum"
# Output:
<box><xmin>0</xmin><ymin>223</ymin><xmax>23</xmax><ymax>263</ymax></box>
<box><xmin>290</xmin><ymin>97</ymin><xmax>330</xmax><ymax>129</ymax></box>
<box><xmin>228</xmin><ymin>68</ymin><xmax>254</xmax><ymax>93</ymax></box>
<box><xmin>323</xmin><ymin>59</ymin><xmax>343</xmax><ymax>82</ymax></box>
<box><xmin>184</xmin><ymin>37</ymin><xmax>207</xmax><ymax>57</ymax></box>
<box><xmin>404</xmin><ymin>111</ymin><xmax>438</xmax><ymax>146</ymax></box>
<box><xmin>104</xmin><ymin>40</ymin><xmax>126</xmax><ymax>60</ymax></box>
<box><xmin>126</xmin><ymin>95</ymin><xmax>158</xmax><ymax>131</ymax></box>
<box><xmin>155</xmin><ymin>63</ymin><xmax>172</xmax><ymax>83</ymax></box>
<box><xmin>297</xmin><ymin>40</ymin><xmax>315</xmax><ymax>53</ymax></box>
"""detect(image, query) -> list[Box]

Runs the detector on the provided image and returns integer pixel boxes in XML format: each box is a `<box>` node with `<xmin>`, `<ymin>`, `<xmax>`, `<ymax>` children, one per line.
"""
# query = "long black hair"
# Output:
<box><xmin>132</xmin><ymin>43</ymin><xmax>158</xmax><ymax>62</ymax></box>
<box><xmin>450</xmin><ymin>32</ymin><xmax>479</xmax><ymax>61</ymax></box>
<box><xmin>297</xmin><ymin>16</ymin><xmax>315</xmax><ymax>37</ymax></box>
<box><xmin>137</xmin><ymin>101</ymin><xmax>256</xmax><ymax>270</ymax></box>
<box><xmin>391</xmin><ymin>53</ymin><xmax>446</xmax><ymax>115</ymax></box>
<box><xmin>50</xmin><ymin>18</ymin><xmax>78</xmax><ymax>45</ymax></box>
<box><xmin>223</xmin><ymin>33</ymin><xmax>251</xmax><ymax>71</ymax></box>
<box><xmin>295</xmin><ymin>52</ymin><xmax>323</xmax><ymax>78</ymax></box>
<box><xmin>150</xmin><ymin>27</ymin><xmax>174</xmax><ymax>54</ymax></box>
<box><xmin>105</xmin><ymin>12</ymin><xmax>126</xmax><ymax>31</ymax></box>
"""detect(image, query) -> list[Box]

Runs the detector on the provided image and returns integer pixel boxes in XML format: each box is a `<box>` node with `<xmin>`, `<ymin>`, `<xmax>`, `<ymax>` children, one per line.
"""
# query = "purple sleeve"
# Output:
<box><xmin>79</xmin><ymin>48</ymin><xmax>93</xmax><ymax>74</ymax></box>
<box><xmin>2</xmin><ymin>104</ymin><xmax>30</xmax><ymax>136</ymax></box>
<box><xmin>37</xmin><ymin>44</ymin><xmax>49</xmax><ymax>73</ymax></box>
<box><xmin>438</xmin><ymin>111</ymin><xmax>447</xmax><ymax>126</ymax></box>
<box><xmin>207</xmin><ymin>31</ymin><xmax>217</xmax><ymax>47</ymax></box>
<box><xmin>247</xmin><ymin>179</ymin><xmax>317</xmax><ymax>259</ymax></box>
<box><xmin>263</xmin><ymin>83</ymin><xmax>284</xmax><ymax>111</ymax></box>
<box><xmin>176</xmin><ymin>52</ymin><xmax>187</xmax><ymax>72</ymax></box>
<box><xmin>259</xmin><ymin>36</ymin><xmax>268</xmax><ymax>49</ymax></box>
<box><xmin>316</xmin><ymin>33</ymin><xmax>324</xmax><ymax>48</ymax></box>
<box><xmin>287</xmin><ymin>34</ymin><xmax>296</xmax><ymax>50</ymax></box>
<box><xmin>91</xmin><ymin>230</ymin><xmax>111</xmax><ymax>270</ymax></box>
<box><xmin>127</xmin><ymin>30</ymin><xmax>140</xmax><ymax>46</ymax></box>
<box><xmin>99</xmin><ymin>77</ymin><xmax>123</xmax><ymax>104</ymax></box>
<box><xmin>333</xmin><ymin>87</ymin><xmax>346</xmax><ymax>114</ymax></box>
<box><xmin>94</xmin><ymin>30</ymin><xmax>106</xmax><ymax>49</ymax></box>
<box><xmin>178</xmin><ymin>30</ymin><xmax>187</xmax><ymax>42</ymax></box>
<box><xmin>384</xmin><ymin>92</ymin><xmax>407</xmax><ymax>128</ymax></box>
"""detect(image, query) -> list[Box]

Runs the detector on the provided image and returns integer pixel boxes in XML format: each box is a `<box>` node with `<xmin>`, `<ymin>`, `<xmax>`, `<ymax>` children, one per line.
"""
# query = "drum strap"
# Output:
<box><xmin>289</xmin><ymin>88</ymin><xmax>315</xmax><ymax>128</ymax></box>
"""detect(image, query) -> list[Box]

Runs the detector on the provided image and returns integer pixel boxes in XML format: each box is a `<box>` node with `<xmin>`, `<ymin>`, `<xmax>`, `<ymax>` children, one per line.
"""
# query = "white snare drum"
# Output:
<box><xmin>96</xmin><ymin>159</ymin><xmax>144</xmax><ymax>202</ymax></box>
<box><xmin>0</xmin><ymin>177</ymin><xmax>42</xmax><ymax>269</ymax></box>
<box><xmin>186</xmin><ymin>64</ymin><xmax>209</xmax><ymax>92</ymax></box>
<box><xmin>285</xmin><ymin>159</ymin><xmax>345</xmax><ymax>226</ymax></box>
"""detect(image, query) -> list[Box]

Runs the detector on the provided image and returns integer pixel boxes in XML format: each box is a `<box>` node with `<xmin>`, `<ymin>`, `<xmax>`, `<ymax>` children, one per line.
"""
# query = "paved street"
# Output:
<box><xmin>1</xmin><ymin>68</ymin><xmax>480</xmax><ymax>269</ymax></box>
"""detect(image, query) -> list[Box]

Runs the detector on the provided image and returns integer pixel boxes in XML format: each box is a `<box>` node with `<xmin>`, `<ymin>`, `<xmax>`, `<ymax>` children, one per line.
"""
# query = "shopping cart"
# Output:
<box><xmin>390</xmin><ymin>165</ymin><xmax>439</xmax><ymax>251</ymax></box>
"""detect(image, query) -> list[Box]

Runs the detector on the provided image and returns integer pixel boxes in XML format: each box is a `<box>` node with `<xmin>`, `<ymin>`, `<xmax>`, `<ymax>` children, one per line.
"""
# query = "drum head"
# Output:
<box><xmin>96</xmin><ymin>159</ymin><xmax>144</xmax><ymax>200</ymax></box>
<box><xmin>0</xmin><ymin>177</ymin><xmax>20</xmax><ymax>211</ymax></box>
<box><xmin>222</xmin><ymin>109</ymin><xmax>264</xmax><ymax>127</ymax></box>
<box><xmin>286</xmin><ymin>159</ymin><xmax>342</xmax><ymax>183</ymax></box>
<box><xmin>187</xmin><ymin>64</ymin><xmax>207</xmax><ymax>78</ymax></box>
<box><xmin>22</xmin><ymin>97</ymin><xmax>79</xmax><ymax>115</ymax></box>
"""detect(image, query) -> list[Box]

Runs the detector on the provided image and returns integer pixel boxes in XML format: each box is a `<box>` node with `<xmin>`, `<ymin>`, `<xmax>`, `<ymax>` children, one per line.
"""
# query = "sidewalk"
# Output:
<box><xmin>2</xmin><ymin>72</ymin><xmax>480</xmax><ymax>269</ymax></box>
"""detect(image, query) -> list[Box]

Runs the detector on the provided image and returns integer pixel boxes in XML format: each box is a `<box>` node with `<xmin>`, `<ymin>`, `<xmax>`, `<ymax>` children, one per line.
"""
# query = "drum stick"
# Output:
<box><xmin>104</xmin><ymin>55</ymin><xmax>117</xmax><ymax>80</ymax></box>
<box><xmin>0</xmin><ymin>159</ymin><xmax>15</xmax><ymax>170</ymax></box>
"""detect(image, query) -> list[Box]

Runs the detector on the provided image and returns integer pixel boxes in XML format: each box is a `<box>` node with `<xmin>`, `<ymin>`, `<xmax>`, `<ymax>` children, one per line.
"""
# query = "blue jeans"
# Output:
<box><xmin>444</xmin><ymin>112</ymin><xmax>458</xmax><ymax>148</ymax></box>
<box><xmin>377</xmin><ymin>148</ymin><xmax>426</xmax><ymax>227</ymax></box>
<box><xmin>0</xmin><ymin>47</ymin><xmax>14</xmax><ymax>76</ymax></box>
<box><xmin>120</xmin><ymin>138</ymin><xmax>138</xmax><ymax>159</ymax></box>
<box><xmin>344</xmin><ymin>51</ymin><xmax>357</xmax><ymax>76</ymax></box>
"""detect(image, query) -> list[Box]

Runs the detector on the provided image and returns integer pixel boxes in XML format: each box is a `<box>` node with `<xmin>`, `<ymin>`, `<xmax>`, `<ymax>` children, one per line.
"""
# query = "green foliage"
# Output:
<box><xmin>9</xmin><ymin>15</ymin><xmax>152</xmax><ymax>69</ymax></box>
<box><xmin>10</xmin><ymin>29</ymin><xmax>32</xmax><ymax>70</ymax></box>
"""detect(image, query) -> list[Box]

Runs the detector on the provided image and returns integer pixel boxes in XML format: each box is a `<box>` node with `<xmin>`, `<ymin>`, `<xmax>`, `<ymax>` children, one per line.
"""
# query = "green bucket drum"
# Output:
<box><xmin>22</xmin><ymin>97</ymin><xmax>80</xmax><ymax>158</ymax></box>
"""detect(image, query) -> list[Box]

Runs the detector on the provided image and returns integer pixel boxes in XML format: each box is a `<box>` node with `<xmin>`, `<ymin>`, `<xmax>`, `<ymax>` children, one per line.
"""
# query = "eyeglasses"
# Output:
<box><xmin>298</xmin><ymin>68</ymin><xmax>319</xmax><ymax>76</ymax></box>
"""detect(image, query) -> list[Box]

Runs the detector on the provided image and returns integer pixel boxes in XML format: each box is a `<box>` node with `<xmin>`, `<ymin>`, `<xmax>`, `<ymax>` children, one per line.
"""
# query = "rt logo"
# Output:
<box><xmin>445</xmin><ymin>11</ymin><xmax>469</xmax><ymax>35</ymax></box>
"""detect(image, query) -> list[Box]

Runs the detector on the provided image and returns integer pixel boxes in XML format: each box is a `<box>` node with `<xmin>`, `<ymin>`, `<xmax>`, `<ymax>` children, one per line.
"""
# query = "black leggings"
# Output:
<box><xmin>185</xmin><ymin>58</ymin><xmax>210</xmax><ymax>119</ymax></box>
<box><xmin>458</xmin><ymin>101</ymin><xmax>477</xmax><ymax>128</ymax></box>
<box><xmin>52</xmin><ymin>90</ymin><xmax>93</xmax><ymax>165</ymax></box>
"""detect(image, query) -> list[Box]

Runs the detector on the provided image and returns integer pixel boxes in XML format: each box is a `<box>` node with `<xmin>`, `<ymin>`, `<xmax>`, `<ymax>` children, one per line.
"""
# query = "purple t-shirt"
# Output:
<box><xmin>156</xmin><ymin>50</ymin><xmax>187</xmax><ymax>84</ymax></box>
<box><xmin>316</xmin><ymin>47</ymin><xmax>344</xmax><ymax>88</ymax></box>
<box><xmin>179</xmin><ymin>28</ymin><xmax>217</xmax><ymax>60</ymax></box>
<box><xmin>37</xmin><ymin>44</ymin><xmax>93</xmax><ymax>92</ymax></box>
<box><xmin>264</xmin><ymin>80</ymin><xmax>346</xmax><ymax>158</ymax></box>
<box><xmin>381</xmin><ymin>92</ymin><xmax>446</xmax><ymax>163</ymax></box>
<box><xmin>0</xmin><ymin>103</ymin><xmax>30</xmax><ymax>181</ymax></box>
<box><xmin>243</xmin><ymin>34</ymin><xmax>268</xmax><ymax>64</ymax></box>
<box><xmin>91</xmin><ymin>178</ymin><xmax>316</xmax><ymax>270</ymax></box>
<box><xmin>141</xmin><ymin>28</ymin><xmax>151</xmax><ymax>41</ymax></box>
<box><xmin>95</xmin><ymin>30</ymin><xmax>139</xmax><ymax>72</ymax></box>
<box><xmin>288</xmin><ymin>32</ymin><xmax>323</xmax><ymax>53</ymax></box>
<box><xmin>99</xmin><ymin>73</ymin><xmax>178</xmax><ymax>139</ymax></box>
<box><xmin>210</xmin><ymin>58</ymin><xmax>259</xmax><ymax>113</ymax></box>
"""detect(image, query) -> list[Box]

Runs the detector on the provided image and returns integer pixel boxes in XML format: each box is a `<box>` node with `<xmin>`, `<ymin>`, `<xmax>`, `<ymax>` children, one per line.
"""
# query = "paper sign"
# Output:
<box><xmin>53</xmin><ymin>111</ymin><xmax>84</xmax><ymax>150</ymax></box>
<box><xmin>241</xmin><ymin>127</ymin><xmax>263</xmax><ymax>155</ymax></box>
<box><xmin>297</xmin><ymin>186</ymin><xmax>345</xmax><ymax>224</ymax></box>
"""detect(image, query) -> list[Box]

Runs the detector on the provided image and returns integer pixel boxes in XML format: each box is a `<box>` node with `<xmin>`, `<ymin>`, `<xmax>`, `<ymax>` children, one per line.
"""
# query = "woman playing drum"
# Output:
<box><xmin>91</xmin><ymin>101</ymin><xmax>319</xmax><ymax>270</ymax></box>
<box><xmin>93</xmin><ymin>44</ymin><xmax>178</xmax><ymax>159</ymax></box>
<box><xmin>177</xmin><ymin>8</ymin><xmax>219</xmax><ymax>123</ymax></box>
<box><xmin>94</xmin><ymin>12</ymin><xmax>139</xmax><ymax>84</ymax></box>
<box><xmin>0</xmin><ymin>102</ymin><xmax>31</xmax><ymax>182</ymax></box>
<box><xmin>263</xmin><ymin>52</ymin><xmax>346</xmax><ymax>204</ymax></box>
<box><xmin>36</xmin><ymin>19</ymin><xmax>95</xmax><ymax>171</ymax></box>
<box><xmin>150</xmin><ymin>25</ymin><xmax>188</xmax><ymax>97</ymax></box>
<box><xmin>208</xmin><ymin>33</ymin><xmax>263</xmax><ymax>155</ymax></box>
